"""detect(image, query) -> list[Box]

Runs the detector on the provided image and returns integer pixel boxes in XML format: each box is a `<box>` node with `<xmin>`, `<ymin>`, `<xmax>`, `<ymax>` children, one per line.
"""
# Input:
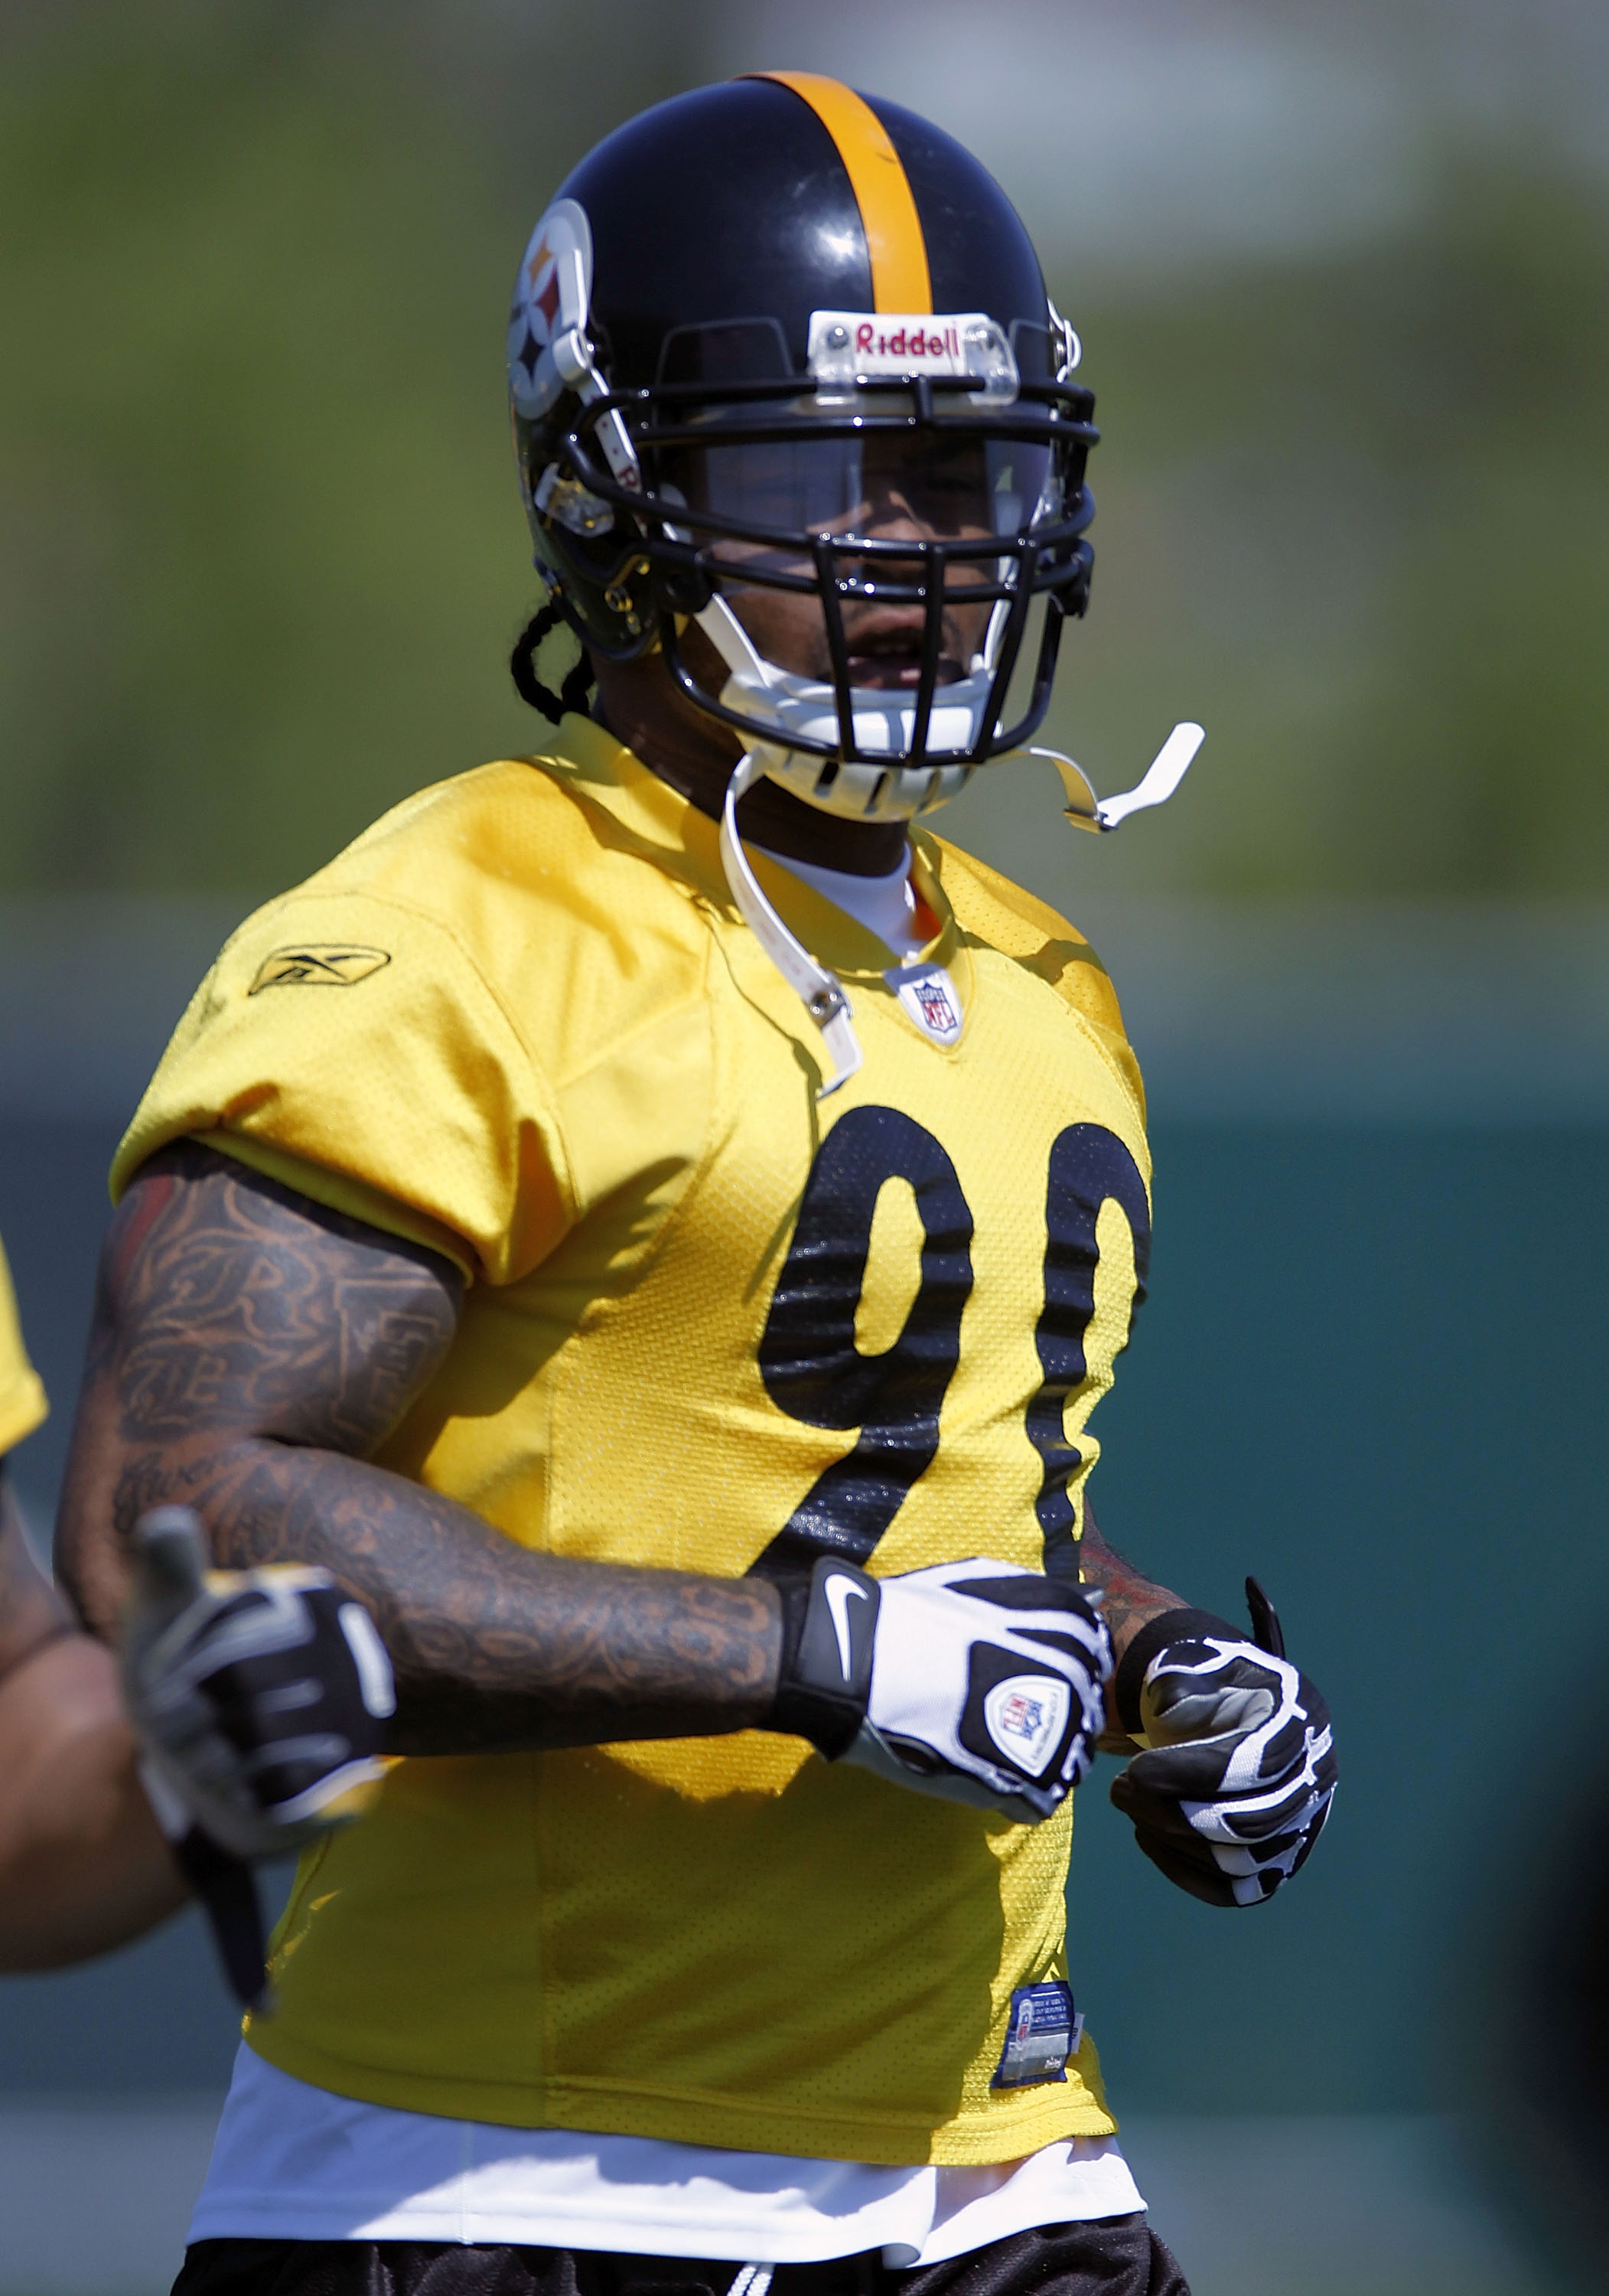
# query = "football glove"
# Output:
<box><xmin>122</xmin><ymin>1505</ymin><xmax>396</xmax><ymax>1861</ymax></box>
<box><xmin>120</xmin><ymin>1506</ymin><xmax>396</xmax><ymax>2004</ymax></box>
<box><xmin>770</xmin><ymin>1555</ymin><xmax>1112</xmax><ymax>1824</ymax></box>
<box><xmin>1109</xmin><ymin>1583</ymin><xmax>1336</xmax><ymax>1906</ymax></box>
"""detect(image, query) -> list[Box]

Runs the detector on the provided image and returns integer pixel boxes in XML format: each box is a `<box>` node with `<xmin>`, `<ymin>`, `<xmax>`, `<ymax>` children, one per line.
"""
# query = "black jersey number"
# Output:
<box><xmin>753</xmin><ymin>1106</ymin><xmax>974</xmax><ymax>1577</ymax></box>
<box><xmin>1028</xmin><ymin>1124</ymin><xmax>1151</xmax><ymax>1579</ymax></box>
<box><xmin>751</xmin><ymin>1108</ymin><xmax>1148</xmax><ymax>1580</ymax></box>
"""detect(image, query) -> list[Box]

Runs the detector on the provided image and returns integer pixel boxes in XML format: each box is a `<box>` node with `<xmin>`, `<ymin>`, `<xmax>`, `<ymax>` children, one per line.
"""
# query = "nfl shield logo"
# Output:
<box><xmin>890</xmin><ymin>962</ymin><xmax>964</xmax><ymax>1046</ymax></box>
<box><xmin>914</xmin><ymin>978</ymin><xmax>957</xmax><ymax>1033</ymax></box>
<box><xmin>999</xmin><ymin>1691</ymin><xmax>1046</xmax><ymax>1742</ymax></box>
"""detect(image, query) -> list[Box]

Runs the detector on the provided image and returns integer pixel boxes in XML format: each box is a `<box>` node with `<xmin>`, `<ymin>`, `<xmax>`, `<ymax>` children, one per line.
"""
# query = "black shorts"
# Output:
<box><xmin>173</xmin><ymin>2223</ymin><xmax>1188</xmax><ymax>2296</ymax></box>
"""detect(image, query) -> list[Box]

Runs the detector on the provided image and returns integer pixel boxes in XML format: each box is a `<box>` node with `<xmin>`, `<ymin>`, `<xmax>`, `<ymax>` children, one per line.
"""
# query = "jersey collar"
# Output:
<box><xmin>522</xmin><ymin>714</ymin><xmax>959</xmax><ymax>982</ymax></box>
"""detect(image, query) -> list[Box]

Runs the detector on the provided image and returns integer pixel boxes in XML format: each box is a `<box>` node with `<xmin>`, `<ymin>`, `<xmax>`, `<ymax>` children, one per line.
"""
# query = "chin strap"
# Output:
<box><xmin>711</xmin><ymin>649</ymin><xmax>1203</xmax><ymax>1094</ymax></box>
<box><xmin>719</xmin><ymin>752</ymin><xmax>865</xmax><ymax>1101</ymax></box>
<box><xmin>1034</xmin><ymin>721</ymin><xmax>1205</xmax><ymax>831</ymax></box>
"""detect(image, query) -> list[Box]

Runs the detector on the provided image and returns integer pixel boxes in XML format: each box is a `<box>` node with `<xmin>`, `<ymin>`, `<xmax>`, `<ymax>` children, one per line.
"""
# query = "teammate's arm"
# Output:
<box><xmin>58</xmin><ymin>1144</ymin><xmax>783</xmax><ymax>1756</ymax></box>
<box><xmin>0</xmin><ymin>1467</ymin><xmax>186</xmax><ymax>1968</ymax></box>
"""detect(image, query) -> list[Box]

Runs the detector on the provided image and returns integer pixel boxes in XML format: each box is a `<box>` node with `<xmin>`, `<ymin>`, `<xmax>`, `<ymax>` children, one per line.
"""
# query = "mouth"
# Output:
<box><xmin>841</xmin><ymin>614</ymin><xmax>966</xmax><ymax>691</ymax></box>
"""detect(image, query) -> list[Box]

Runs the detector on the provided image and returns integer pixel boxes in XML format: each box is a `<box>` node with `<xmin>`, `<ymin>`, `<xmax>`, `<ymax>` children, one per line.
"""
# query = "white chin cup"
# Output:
<box><xmin>695</xmin><ymin>598</ymin><xmax>985</xmax><ymax>823</ymax></box>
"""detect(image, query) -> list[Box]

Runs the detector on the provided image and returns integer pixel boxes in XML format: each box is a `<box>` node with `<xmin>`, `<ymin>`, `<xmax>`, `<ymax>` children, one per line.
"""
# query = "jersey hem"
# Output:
<box><xmin>244</xmin><ymin>2036</ymin><xmax>1118</xmax><ymax>2167</ymax></box>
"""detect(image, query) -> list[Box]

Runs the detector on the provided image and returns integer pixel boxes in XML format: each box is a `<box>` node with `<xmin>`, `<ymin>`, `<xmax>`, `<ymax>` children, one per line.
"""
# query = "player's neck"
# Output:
<box><xmin>588</xmin><ymin>652</ymin><xmax>909</xmax><ymax>879</ymax></box>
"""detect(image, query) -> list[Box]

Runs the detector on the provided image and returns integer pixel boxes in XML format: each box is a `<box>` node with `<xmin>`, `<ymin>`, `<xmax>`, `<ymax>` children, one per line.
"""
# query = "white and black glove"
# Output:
<box><xmin>770</xmin><ymin>1555</ymin><xmax>1112</xmax><ymax>1824</ymax></box>
<box><xmin>1109</xmin><ymin>1580</ymin><xmax>1336</xmax><ymax>1906</ymax></box>
<box><xmin>120</xmin><ymin>1506</ymin><xmax>397</xmax><ymax>2003</ymax></box>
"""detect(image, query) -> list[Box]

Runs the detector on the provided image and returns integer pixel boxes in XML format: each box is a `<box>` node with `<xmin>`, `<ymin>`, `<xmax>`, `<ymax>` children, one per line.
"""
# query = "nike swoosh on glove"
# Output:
<box><xmin>120</xmin><ymin>1505</ymin><xmax>396</xmax><ymax>1863</ymax></box>
<box><xmin>770</xmin><ymin>1555</ymin><xmax>1112</xmax><ymax>1824</ymax></box>
<box><xmin>1108</xmin><ymin>1606</ymin><xmax>1337</xmax><ymax>1906</ymax></box>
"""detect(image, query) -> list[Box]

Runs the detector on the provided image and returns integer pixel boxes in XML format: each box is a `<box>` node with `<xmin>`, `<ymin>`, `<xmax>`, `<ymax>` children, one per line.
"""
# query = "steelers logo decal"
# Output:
<box><xmin>507</xmin><ymin>197</ymin><xmax>593</xmax><ymax>416</ymax></box>
<box><xmin>523</xmin><ymin>247</ymin><xmax>562</xmax><ymax>346</ymax></box>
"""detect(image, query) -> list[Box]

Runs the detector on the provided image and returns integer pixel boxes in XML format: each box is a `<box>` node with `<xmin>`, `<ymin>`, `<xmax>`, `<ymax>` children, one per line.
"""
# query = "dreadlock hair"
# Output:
<box><xmin>511</xmin><ymin>596</ymin><xmax>597</xmax><ymax>724</ymax></box>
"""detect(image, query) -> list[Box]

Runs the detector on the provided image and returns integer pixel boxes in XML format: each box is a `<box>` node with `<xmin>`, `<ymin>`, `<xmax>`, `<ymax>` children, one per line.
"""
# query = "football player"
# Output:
<box><xmin>0</xmin><ymin>1229</ymin><xmax>392</xmax><ymax>1988</ymax></box>
<box><xmin>0</xmin><ymin>1231</ymin><xmax>184</xmax><ymax>1965</ymax></box>
<box><xmin>56</xmin><ymin>74</ymin><xmax>1336</xmax><ymax>2296</ymax></box>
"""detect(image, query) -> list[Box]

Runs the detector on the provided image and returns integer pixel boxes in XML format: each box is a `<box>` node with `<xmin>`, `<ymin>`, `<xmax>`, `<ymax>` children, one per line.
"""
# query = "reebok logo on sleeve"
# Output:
<box><xmin>249</xmin><ymin>947</ymin><xmax>391</xmax><ymax>993</ymax></box>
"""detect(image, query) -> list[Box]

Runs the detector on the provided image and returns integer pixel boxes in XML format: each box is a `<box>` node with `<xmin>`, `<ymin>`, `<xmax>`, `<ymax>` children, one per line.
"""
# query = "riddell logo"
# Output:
<box><xmin>808</xmin><ymin>309</ymin><xmax>998</xmax><ymax>388</ymax></box>
<box><xmin>854</xmin><ymin>322</ymin><xmax>962</xmax><ymax>361</ymax></box>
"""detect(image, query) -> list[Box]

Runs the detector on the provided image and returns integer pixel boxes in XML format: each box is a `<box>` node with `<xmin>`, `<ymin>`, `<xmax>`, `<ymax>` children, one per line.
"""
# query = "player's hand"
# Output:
<box><xmin>1109</xmin><ymin>1605</ymin><xmax>1336</xmax><ymax>1906</ymax></box>
<box><xmin>119</xmin><ymin>1505</ymin><xmax>396</xmax><ymax>1863</ymax></box>
<box><xmin>770</xmin><ymin>1555</ymin><xmax>1112</xmax><ymax>1824</ymax></box>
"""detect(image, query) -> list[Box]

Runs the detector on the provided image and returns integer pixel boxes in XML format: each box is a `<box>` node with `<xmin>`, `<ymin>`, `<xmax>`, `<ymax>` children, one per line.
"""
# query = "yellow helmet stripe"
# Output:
<box><xmin>746</xmin><ymin>71</ymin><xmax>933</xmax><ymax>315</ymax></box>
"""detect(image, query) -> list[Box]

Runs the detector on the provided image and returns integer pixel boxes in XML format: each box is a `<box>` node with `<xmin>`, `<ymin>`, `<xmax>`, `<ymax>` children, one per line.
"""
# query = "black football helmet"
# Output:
<box><xmin>507</xmin><ymin>71</ymin><xmax>1096</xmax><ymax>826</ymax></box>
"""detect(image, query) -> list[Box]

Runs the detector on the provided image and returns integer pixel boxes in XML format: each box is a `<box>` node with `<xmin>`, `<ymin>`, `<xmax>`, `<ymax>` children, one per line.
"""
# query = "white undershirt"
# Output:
<box><xmin>757</xmin><ymin>843</ymin><xmax>924</xmax><ymax>957</ymax></box>
<box><xmin>189</xmin><ymin>840</ymin><xmax>1142</xmax><ymax>2256</ymax></box>
<box><xmin>189</xmin><ymin>2047</ymin><xmax>1144</xmax><ymax>2257</ymax></box>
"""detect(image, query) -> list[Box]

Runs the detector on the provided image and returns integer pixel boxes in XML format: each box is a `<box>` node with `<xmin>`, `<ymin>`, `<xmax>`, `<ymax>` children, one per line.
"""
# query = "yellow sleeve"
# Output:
<box><xmin>0</xmin><ymin>1236</ymin><xmax>47</xmax><ymax>1457</ymax></box>
<box><xmin>111</xmin><ymin>891</ymin><xmax>575</xmax><ymax>1287</ymax></box>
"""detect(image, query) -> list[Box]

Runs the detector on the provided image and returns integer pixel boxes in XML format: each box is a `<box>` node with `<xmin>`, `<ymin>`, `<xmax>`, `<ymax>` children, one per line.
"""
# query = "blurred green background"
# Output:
<box><xmin>5</xmin><ymin>0</ymin><xmax>1609</xmax><ymax>905</ymax></box>
<box><xmin>3</xmin><ymin>3</ymin><xmax>1608</xmax><ymax>2291</ymax></box>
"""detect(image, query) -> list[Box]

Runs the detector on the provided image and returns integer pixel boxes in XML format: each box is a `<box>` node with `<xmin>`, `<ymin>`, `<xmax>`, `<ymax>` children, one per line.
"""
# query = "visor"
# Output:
<box><xmin>652</xmin><ymin>422</ymin><xmax>1054</xmax><ymax>547</ymax></box>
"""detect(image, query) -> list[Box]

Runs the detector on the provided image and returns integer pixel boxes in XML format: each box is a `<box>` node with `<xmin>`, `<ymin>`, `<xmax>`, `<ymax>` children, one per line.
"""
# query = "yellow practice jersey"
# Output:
<box><xmin>114</xmin><ymin>717</ymin><xmax>1152</xmax><ymax>2166</ymax></box>
<box><xmin>0</xmin><ymin>1235</ymin><xmax>47</xmax><ymax>1459</ymax></box>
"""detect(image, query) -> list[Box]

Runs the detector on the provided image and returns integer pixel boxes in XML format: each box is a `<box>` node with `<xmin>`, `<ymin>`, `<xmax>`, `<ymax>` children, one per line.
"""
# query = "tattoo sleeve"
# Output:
<box><xmin>57</xmin><ymin>1144</ymin><xmax>780</xmax><ymax>1756</ymax></box>
<box><xmin>1077</xmin><ymin>1496</ymin><xmax>1187</xmax><ymax>1751</ymax></box>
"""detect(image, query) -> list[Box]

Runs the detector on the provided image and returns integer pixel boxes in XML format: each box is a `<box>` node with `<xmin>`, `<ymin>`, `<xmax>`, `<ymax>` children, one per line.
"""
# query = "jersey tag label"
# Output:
<box><xmin>992</xmin><ymin>1981</ymin><xmax>1083</xmax><ymax>2089</ymax></box>
<box><xmin>885</xmin><ymin>961</ymin><xmax>963</xmax><ymax>1046</ymax></box>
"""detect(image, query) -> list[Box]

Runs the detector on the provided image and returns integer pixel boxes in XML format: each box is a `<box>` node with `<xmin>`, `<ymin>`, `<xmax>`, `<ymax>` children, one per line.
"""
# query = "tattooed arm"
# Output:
<box><xmin>57</xmin><ymin>1143</ymin><xmax>781</xmax><ymax>1758</ymax></box>
<box><xmin>1078</xmin><ymin>1497</ymin><xmax>1187</xmax><ymax>1753</ymax></box>
<box><xmin>0</xmin><ymin>1469</ymin><xmax>185</xmax><ymax>1965</ymax></box>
